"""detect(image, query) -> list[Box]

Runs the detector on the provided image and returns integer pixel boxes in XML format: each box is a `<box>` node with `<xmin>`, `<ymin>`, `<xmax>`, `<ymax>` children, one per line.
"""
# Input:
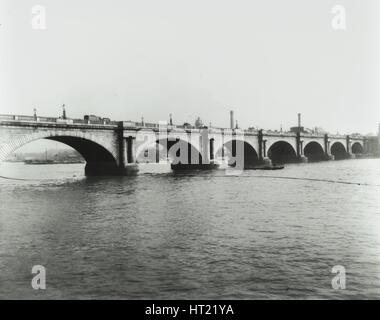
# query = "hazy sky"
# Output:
<box><xmin>1</xmin><ymin>0</ymin><xmax>379</xmax><ymax>138</ymax></box>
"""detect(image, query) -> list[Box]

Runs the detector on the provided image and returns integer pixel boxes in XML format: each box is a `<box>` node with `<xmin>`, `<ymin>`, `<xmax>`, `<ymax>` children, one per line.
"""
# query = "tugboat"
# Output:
<box><xmin>244</xmin><ymin>164</ymin><xmax>284</xmax><ymax>170</ymax></box>
<box><xmin>171</xmin><ymin>162</ymin><xmax>219</xmax><ymax>171</ymax></box>
<box><xmin>244</xmin><ymin>159</ymin><xmax>285</xmax><ymax>170</ymax></box>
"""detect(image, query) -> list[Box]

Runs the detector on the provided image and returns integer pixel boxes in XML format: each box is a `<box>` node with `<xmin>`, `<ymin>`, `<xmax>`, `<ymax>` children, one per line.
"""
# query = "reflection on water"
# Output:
<box><xmin>0</xmin><ymin>160</ymin><xmax>380</xmax><ymax>299</ymax></box>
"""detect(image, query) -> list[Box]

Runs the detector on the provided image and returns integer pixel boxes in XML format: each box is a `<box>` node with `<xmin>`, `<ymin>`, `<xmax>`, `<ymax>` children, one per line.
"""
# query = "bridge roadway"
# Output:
<box><xmin>0</xmin><ymin>114</ymin><xmax>378</xmax><ymax>175</ymax></box>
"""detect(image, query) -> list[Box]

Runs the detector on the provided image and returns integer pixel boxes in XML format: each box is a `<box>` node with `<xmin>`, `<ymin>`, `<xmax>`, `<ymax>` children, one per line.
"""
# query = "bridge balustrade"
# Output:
<box><xmin>145</xmin><ymin>123</ymin><xmax>159</xmax><ymax>128</ymax></box>
<box><xmin>0</xmin><ymin>114</ymin><xmax>16</xmax><ymax>121</ymax></box>
<box><xmin>18</xmin><ymin>115</ymin><xmax>38</xmax><ymax>121</ymax></box>
<box><xmin>38</xmin><ymin>117</ymin><xmax>59</xmax><ymax>122</ymax></box>
<box><xmin>73</xmin><ymin>119</ymin><xmax>85</xmax><ymax>124</ymax></box>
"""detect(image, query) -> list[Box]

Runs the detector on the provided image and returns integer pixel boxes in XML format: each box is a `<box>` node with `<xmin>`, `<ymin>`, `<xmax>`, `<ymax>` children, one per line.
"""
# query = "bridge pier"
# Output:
<box><xmin>121</xmin><ymin>164</ymin><xmax>139</xmax><ymax>175</ymax></box>
<box><xmin>345</xmin><ymin>152</ymin><xmax>355</xmax><ymax>159</ymax></box>
<box><xmin>117</xmin><ymin>123</ymin><xmax>139</xmax><ymax>176</ymax></box>
<box><xmin>296</xmin><ymin>155</ymin><xmax>308</xmax><ymax>163</ymax></box>
<box><xmin>256</xmin><ymin>130</ymin><xmax>272</xmax><ymax>166</ymax></box>
<box><xmin>323</xmin><ymin>134</ymin><xmax>334</xmax><ymax>161</ymax></box>
<box><xmin>324</xmin><ymin>154</ymin><xmax>335</xmax><ymax>161</ymax></box>
<box><xmin>209</xmin><ymin>138</ymin><xmax>215</xmax><ymax>162</ymax></box>
<box><xmin>345</xmin><ymin>135</ymin><xmax>355</xmax><ymax>159</ymax></box>
<box><xmin>296</xmin><ymin>133</ymin><xmax>308</xmax><ymax>163</ymax></box>
<box><xmin>123</xmin><ymin>136</ymin><xmax>139</xmax><ymax>175</ymax></box>
<box><xmin>256</xmin><ymin>157</ymin><xmax>272</xmax><ymax>166</ymax></box>
<box><xmin>208</xmin><ymin>136</ymin><xmax>219</xmax><ymax>168</ymax></box>
<box><xmin>258</xmin><ymin>130</ymin><xmax>272</xmax><ymax>165</ymax></box>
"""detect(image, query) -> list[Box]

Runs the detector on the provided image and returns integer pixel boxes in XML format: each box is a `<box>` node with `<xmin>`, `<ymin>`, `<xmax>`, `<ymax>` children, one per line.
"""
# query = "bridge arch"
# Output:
<box><xmin>0</xmin><ymin>131</ymin><xmax>120</xmax><ymax>175</ymax></box>
<box><xmin>330</xmin><ymin>142</ymin><xmax>347</xmax><ymax>160</ymax></box>
<box><xmin>351</xmin><ymin>142</ymin><xmax>364</xmax><ymax>154</ymax></box>
<box><xmin>135</xmin><ymin>138</ymin><xmax>203</xmax><ymax>165</ymax></box>
<box><xmin>215</xmin><ymin>139</ymin><xmax>259</xmax><ymax>167</ymax></box>
<box><xmin>267</xmin><ymin>141</ymin><xmax>297</xmax><ymax>164</ymax></box>
<box><xmin>303</xmin><ymin>141</ymin><xmax>325</xmax><ymax>162</ymax></box>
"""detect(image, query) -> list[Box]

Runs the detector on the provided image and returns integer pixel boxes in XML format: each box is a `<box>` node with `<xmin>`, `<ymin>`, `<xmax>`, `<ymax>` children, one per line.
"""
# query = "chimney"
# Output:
<box><xmin>298</xmin><ymin>113</ymin><xmax>301</xmax><ymax>127</ymax></box>
<box><xmin>62</xmin><ymin>104</ymin><xmax>66</xmax><ymax>119</ymax></box>
<box><xmin>230</xmin><ymin>110</ymin><xmax>234</xmax><ymax>129</ymax></box>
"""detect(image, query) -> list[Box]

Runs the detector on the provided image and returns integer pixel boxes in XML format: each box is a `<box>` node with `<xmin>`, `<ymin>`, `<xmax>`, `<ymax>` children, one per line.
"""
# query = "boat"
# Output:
<box><xmin>24</xmin><ymin>149</ymin><xmax>55</xmax><ymax>165</ymax></box>
<box><xmin>171</xmin><ymin>163</ymin><xmax>220</xmax><ymax>171</ymax></box>
<box><xmin>244</xmin><ymin>164</ymin><xmax>284</xmax><ymax>170</ymax></box>
<box><xmin>24</xmin><ymin>159</ymin><xmax>55</xmax><ymax>165</ymax></box>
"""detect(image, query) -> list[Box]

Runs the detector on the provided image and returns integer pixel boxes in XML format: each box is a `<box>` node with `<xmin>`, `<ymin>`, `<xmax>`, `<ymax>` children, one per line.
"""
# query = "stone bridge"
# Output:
<box><xmin>0</xmin><ymin>114</ymin><xmax>378</xmax><ymax>175</ymax></box>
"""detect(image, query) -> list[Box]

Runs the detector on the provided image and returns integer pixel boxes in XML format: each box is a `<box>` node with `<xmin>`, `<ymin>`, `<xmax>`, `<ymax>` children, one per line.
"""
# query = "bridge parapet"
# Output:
<box><xmin>0</xmin><ymin>114</ymin><xmax>18</xmax><ymax>121</ymax></box>
<box><xmin>262</xmin><ymin>130</ymin><xmax>296</xmax><ymax>137</ymax></box>
<box><xmin>0</xmin><ymin>114</ymin><xmax>120</xmax><ymax>128</ymax></box>
<box><xmin>301</xmin><ymin>133</ymin><xmax>327</xmax><ymax>139</ymax></box>
<box><xmin>328</xmin><ymin>134</ymin><xmax>347</xmax><ymax>139</ymax></box>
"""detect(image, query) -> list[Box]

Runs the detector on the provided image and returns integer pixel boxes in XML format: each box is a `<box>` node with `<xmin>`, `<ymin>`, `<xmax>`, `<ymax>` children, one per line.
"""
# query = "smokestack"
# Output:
<box><xmin>298</xmin><ymin>113</ymin><xmax>301</xmax><ymax>127</ymax></box>
<box><xmin>230</xmin><ymin>110</ymin><xmax>234</xmax><ymax>129</ymax></box>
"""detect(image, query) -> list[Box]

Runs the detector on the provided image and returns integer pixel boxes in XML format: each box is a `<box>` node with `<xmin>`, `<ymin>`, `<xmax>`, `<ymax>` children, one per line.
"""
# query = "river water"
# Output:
<box><xmin>0</xmin><ymin>159</ymin><xmax>380</xmax><ymax>299</ymax></box>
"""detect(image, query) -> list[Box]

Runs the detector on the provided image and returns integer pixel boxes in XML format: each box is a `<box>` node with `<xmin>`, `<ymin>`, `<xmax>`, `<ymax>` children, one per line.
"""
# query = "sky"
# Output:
<box><xmin>0</xmin><ymin>0</ymin><xmax>379</xmax><ymax>151</ymax></box>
